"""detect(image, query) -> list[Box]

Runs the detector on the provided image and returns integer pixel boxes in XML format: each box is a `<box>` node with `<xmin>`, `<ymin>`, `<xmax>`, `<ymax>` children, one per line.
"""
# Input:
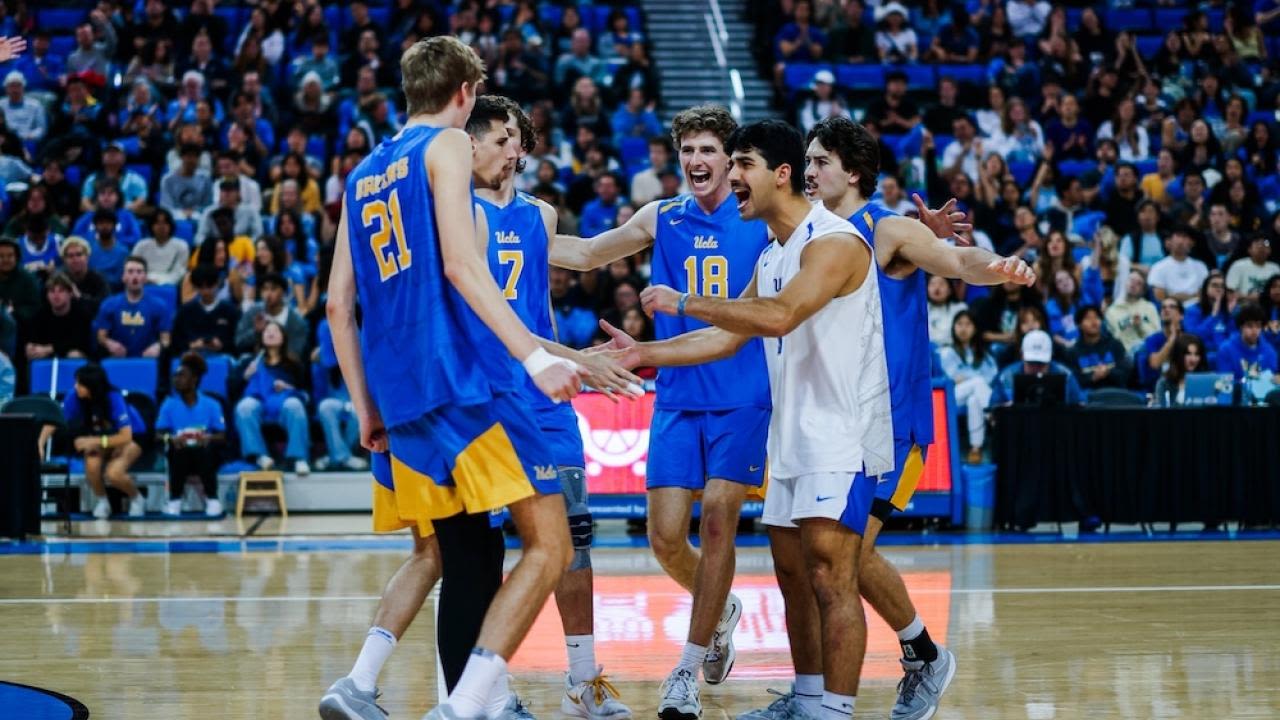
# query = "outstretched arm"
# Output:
<box><xmin>598</xmin><ymin>318</ymin><xmax>751</xmax><ymax>370</ymax></box>
<box><xmin>641</xmin><ymin>234</ymin><xmax>869</xmax><ymax>337</ymax></box>
<box><xmin>888</xmin><ymin>214</ymin><xmax>1036</xmax><ymax>286</ymax></box>
<box><xmin>549</xmin><ymin>199</ymin><xmax>658</xmax><ymax>271</ymax></box>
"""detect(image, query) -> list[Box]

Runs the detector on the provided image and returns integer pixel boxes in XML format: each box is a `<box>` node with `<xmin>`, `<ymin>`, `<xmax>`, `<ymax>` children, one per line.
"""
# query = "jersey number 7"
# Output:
<box><xmin>363</xmin><ymin>189</ymin><xmax>412</xmax><ymax>281</ymax></box>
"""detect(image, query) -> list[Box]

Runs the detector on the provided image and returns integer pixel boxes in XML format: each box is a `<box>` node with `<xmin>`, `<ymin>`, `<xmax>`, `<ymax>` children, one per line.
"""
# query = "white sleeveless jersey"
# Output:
<box><xmin>755</xmin><ymin>204</ymin><xmax>895</xmax><ymax>479</ymax></box>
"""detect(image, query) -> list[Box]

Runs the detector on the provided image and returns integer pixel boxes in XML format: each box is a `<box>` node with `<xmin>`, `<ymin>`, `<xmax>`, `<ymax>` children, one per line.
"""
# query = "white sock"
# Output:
<box><xmin>819</xmin><ymin>691</ymin><xmax>855</xmax><ymax>720</ymax></box>
<box><xmin>484</xmin><ymin>673</ymin><xmax>512</xmax><ymax>717</ymax></box>
<box><xmin>448</xmin><ymin>648</ymin><xmax>507</xmax><ymax>717</ymax></box>
<box><xmin>794</xmin><ymin>674</ymin><xmax>823</xmax><ymax>715</ymax></box>
<box><xmin>348</xmin><ymin>626</ymin><xmax>397</xmax><ymax>692</ymax></box>
<box><xmin>896</xmin><ymin>614</ymin><xmax>926</xmax><ymax>642</ymax></box>
<box><xmin>677</xmin><ymin>642</ymin><xmax>707</xmax><ymax>674</ymax></box>
<box><xmin>566</xmin><ymin>634</ymin><xmax>597</xmax><ymax>684</ymax></box>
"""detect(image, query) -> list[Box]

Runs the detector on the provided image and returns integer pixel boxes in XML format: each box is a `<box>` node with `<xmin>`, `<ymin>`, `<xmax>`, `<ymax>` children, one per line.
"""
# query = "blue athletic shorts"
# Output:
<box><xmin>645</xmin><ymin>406</ymin><xmax>770</xmax><ymax>490</ymax></box>
<box><xmin>537</xmin><ymin>403</ymin><xmax>585</xmax><ymax>469</ymax></box>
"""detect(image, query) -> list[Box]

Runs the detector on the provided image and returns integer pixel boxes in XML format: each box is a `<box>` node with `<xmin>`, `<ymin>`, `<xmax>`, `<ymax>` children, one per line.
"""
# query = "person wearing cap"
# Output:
<box><xmin>2</xmin><ymin>70</ymin><xmax>45</xmax><ymax>144</ymax></box>
<box><xmin>989</xmin><ymin>329</ymin><xmax>1085</xmax><ymax>405</ymax></box>
<box><xmin>195</xmin><ymin>178</ymin><xmax>264</xmax><ymax>246</ymax></box>
<box><xmin>80</xmin><ymin>142</ymin><xmax>150</xmax><ymax>216</ymax></box>
<box><xmin>160</xmin><ymin>143</ymin><xmax>214</xmax><ymax>221</ymax></box>
<box><xmin>0</xmin><ymin>236</ymin><xmax>40</xmax><ymax>329</ymax></box>
<box><xmin>797</xmin><ymin>69</ymin><xmax>851</xmax><ymax>135</ymax></box>
<box><xmin>874</xmin><ymin>2</ymin><xmax>918</xmax><ymax>63</ymax></box>
<box><xmin>24</xmin><ymin>271</ymin><xmax>95</xmax><ymax>361</ymax></box>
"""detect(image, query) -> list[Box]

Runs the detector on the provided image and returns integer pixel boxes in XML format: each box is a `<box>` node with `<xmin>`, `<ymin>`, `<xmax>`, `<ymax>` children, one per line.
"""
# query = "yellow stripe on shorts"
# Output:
<box><xmin>889</xmin><ymin>445</ymin><xmax>926</xmax><ymax>511</ymax></box>
<box><xmin>452</xmin><ymin>422</ymin><xmax>537</xmax><ymax>514</ymax></box>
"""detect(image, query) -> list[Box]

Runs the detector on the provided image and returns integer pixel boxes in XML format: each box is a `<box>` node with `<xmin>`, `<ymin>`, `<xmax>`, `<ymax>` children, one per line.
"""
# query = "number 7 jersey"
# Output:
<box><xmin>344</xmin><ymin>124</ymin><xmax>517</xmax><ymax>430</ymax></box>
<box><xmin>650</xmin><ymin>193</ymin><xmax>771</xmax><ymax>411</ymax></box>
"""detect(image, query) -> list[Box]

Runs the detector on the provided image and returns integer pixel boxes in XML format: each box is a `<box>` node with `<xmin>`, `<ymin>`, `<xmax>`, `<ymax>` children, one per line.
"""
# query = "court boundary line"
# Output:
<box><xmin>3</xmin><ymin>583</ymin><xmax>1279</xmax><ymax>605</ymax></box>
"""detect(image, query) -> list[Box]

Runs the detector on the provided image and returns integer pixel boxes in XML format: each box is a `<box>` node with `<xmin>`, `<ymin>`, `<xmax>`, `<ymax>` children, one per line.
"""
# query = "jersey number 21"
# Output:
<box><xmin>363</xmin><ymin>189</ymin><xmax>412</xmax><ymax>281</ymax></box>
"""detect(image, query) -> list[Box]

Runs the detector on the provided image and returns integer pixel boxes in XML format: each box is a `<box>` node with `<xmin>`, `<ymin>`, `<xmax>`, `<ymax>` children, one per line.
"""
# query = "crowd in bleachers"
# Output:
<box><xmin>0</xmin><ymin>0</ymin><xmax>671</xmax><ymax>495</ymax></box>
<box><xmin>753</xmin><ymin>0</ymin><xmax>1280</xmax><ymax>453</ymax></box>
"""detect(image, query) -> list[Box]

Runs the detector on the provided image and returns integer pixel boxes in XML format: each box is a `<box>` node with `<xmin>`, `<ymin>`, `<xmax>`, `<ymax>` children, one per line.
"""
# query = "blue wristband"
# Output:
<box><xmin>677</xmin><ymin>292</ymin><xmax>690</xmax><ymax>316</ymax></box>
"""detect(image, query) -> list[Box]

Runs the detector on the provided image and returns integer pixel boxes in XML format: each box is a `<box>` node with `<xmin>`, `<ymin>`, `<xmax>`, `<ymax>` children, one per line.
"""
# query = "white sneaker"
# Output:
<box><xmin>128</xmin><ymin>495</ymin><xmax>146</xmax><ymax>517</ymax></box>
<box><xmin>205</xmin><ymin>498</ymin><xmax>223</xmax><ymax>517</ymax></box>
<box><xmin>294</xmin><ymin>459</ymin><xmax>311</xmax><ymax>476</ymax></box>
<box><xmin>657</xmin><ymin>667</ymin><xmax>700</xmax><ymax>720</ymax></box>
<box><xmin>343</xmin><ymin>456</ymin><xmax>370</xmax><ymax>471</ymax></box>
<box><xmin>92</xmin><ymin>497</ymin><xmax>111</xmax><ymax>519</ymax></box>
<box><xmin>314</xmin><ymin>456</ymin><xmax>332</xmax><ymax>472</ymax></box>
<box><xmin>164</xmin><ymin>499</ymin><xmax>183</xmax><ymax>516</ymax></box>
<box><xmin>562</xmin><ymin>667</ymin><xmax>632</xmax><ymax>720</ymax></box>
<box><xmin>256</xmin><ymin>455</ymin><xmax>275</xmax><ymax>470</ymax></box>
<box><xmin>704</xmin><ymin>592</ymin><xmax>742</xmax><ymax>684</ymax></box>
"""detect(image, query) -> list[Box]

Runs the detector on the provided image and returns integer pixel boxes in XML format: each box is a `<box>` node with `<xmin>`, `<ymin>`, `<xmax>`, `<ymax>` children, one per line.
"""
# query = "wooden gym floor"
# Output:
<box><xmin>1</xmin><ymin>526</ymin><xmax>1278</xmax><ymax>719</ymax></box>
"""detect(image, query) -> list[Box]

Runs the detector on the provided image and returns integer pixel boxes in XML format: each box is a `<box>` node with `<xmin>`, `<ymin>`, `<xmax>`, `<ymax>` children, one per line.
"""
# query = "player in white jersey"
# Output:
<box><xmin>597</xmin><ymin>120</ymin><xmax>890</xmax><ymax>720</ymax></box>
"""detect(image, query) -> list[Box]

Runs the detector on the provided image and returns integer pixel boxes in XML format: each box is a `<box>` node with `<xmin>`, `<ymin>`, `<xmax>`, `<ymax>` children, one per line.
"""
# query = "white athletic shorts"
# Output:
<box><xmin>761</xmin><ymin>471</ymin><xmax>879</xmax><ymax>533</ymax></box>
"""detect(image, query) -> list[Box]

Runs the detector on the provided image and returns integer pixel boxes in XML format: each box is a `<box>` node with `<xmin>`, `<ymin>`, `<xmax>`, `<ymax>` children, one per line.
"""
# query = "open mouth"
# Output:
<box><xmin>688</xmin><ymin>169</ymin><xmax>712</xmax><ymax>190</ymax></box>
<box><xmin>732</xmin><ymin>185</ymin><xmax>751</xmax><ymax>211</ymax></box>
<box><xmin>804</xmin><ymin>180</ymin><xmax>818</xmax><ymax>199</ymax></box>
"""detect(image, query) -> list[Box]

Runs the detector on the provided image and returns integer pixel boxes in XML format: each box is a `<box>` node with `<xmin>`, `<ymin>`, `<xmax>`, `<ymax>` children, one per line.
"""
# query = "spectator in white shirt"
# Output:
<box><xmin>1225</xmin><ymin>236</ymin><xmax>1280</xmax><ymax>302</ymax></box>
<box><xmin>927</xmin><ymin>275</ymin><xmax>967</xmax><ymax>347</ymax></box>
<box><xmin>1007</xmin><ymin>0</ymin><xmax>1052</xmax><ymax>38</ymax></box>
<box><xmin>132</xmin><ymin>209</ymin><xmax>190</xmax><ymax>286</ymax></box>
<box><xmin>2</xmin><ymin>71</ymin><xmax>45</xmax><ymax>144</ymax></box>
<box><xmin>797</xmin><ymin>70</ymin><xmax>852</xmax><ymax>135</ymax></box>
<box><xmin>941</xmin><ymin>115</ymin><xmax>982</xmax><ymax>183</ymax></box>
<box><xmin>1148</xmin><ymin>226</ymin><xmax>1210</xmax><ymax>304</ymax></box>
<box><xmin>1105</xmin><ymin>270</ymin><xmax>1162</xmax><ymax>354</ymax></box>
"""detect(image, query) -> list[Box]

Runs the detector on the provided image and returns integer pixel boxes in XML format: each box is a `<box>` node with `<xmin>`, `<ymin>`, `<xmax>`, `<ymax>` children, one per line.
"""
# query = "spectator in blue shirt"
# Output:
<box><xmin>80</xmin><ymin>143</ymin><xmax>150</xmax><ymax>216</ymax></box>
<box><xmin>611</xmin><ymin>88</ymin><xmax>663</xmax><ymax>140</ymax></box>
<box><xmin>94</xmin><ymin>257</ymin><xmax>172</xmax><ymax>358</ymax></box>
<box><xmin>0</xmin><ymin>348</ymin><xmax>12</xmax><ymax>402</ymax></box>
<box><xmin>990</xmin><ymin>330</ymin><xmax>1085</xmax><ymax>406</ymax></box>
<box><xmin>1184</xmin><ymin>271</ymin><xmax>1234</xmax><ymax>352</ymax></box>
<box><xmin>774</xmin><ymin>0</ymin><xmax>828</xmax><ymax>84</ymax></box>
<box><xmin>37</xmin><ymin>363</ymin><xmax>146</xmax><ymax>519</ymax></box>
<box><xmin>85</xmin><ymin>210</ymin><xmax>130</xmax><ymax>286</ymax></box>
<box><xmin>550</xmin><ymin>266</ymin><xmax>598</xmax><ymax>349</ymax></box>
<box><xmin>579</xmin><ymin>174</ymin><xmax>625</xmax><ymax>238</ymax></box>
<box><xmin>14</xmin><ymin>31</ymin><xmax>65</xmax><ymax>95</ymax></box>
<box><xmin>1260</xmin><ymin>275</ymin><xmax>1280</xmax><ymax>356</ymax></box>
<box><xmin>1066</xmin><ymin>305</ymin><xmax>1131</xmax><ymax>390</ymax></box>
<box><xmin>73</xmin><ymin>183</ymin><xmax>144</xmax><ymax>249</ymax></box>
<box><xmin>158</xmin><ymin>352</ymin><xmax>226</xmax><ymax>516</ymax></box>
<box><xmin>1138</xmin><ymin>297</ymin><xmax>1186</xmax><ymax>389</ymax></box>
<box><xmin>1216</xmin><ymin>303</ymin><xmax>1280</xmax><ymax>382</ymax></box>
<box><xmin>312</xmin><ymin>319</ymin><xmax>369</xmax><ymax>472</ymax></box>
<box><xmin>236</xmin><ymin>320</ymin><xmax>311</xmax><ymax>475</ymax></box>
<box><xmin>17</xmin><ymin>214</ymin><xmax>62</xmax><ymax>281</ymax></box>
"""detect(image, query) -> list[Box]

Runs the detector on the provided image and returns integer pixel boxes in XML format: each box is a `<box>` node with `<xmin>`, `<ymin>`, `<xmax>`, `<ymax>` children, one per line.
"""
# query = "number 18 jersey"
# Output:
<box><xmin>344</xmin><ymin>124</ymin><xmax>517</xmax><ymax>430</ymax></box>
<box><xmin>650</xmin><ymin>193</ymin><xmax>771</xmax><ymax>411</ymax></box>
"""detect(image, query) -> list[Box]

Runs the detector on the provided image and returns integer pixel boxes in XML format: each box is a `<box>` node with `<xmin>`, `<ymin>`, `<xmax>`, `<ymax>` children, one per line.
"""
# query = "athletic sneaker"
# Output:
<box><xmin>657</xmin><ymin>667</ymin><xmax>700</xmax><ymax>720</ymax></box>
<box><xmin>318</xmin><ymin>676</ymin><xmax>387</xmax><ymax>719</ymax></box>
<box><xmin>164</xmin><ymin>500</ymin><xmax>183</xmax><ymax>516</ymax></box>
<box><xmin>737</xmin><ymin>688</ymin><xmax>821</xmax><ymax>720</ymax></box>
<box><xmin>420</xmin><ymin>703</ymin><xmax>482</xmax><ymax>720</ymax></box>
<box><xmin>703</xmin><ymin>592</ymin><xmax>742</xmax><ymax>684</ymax></box>
<box><xmin>295</xmin><ymin>459</ymin><xmax>312</xmax><ymax>476</ymax></box>
<box><xmin>256</xmin><ymin>455</ymin><xmax>275</xmax><ymax>471</ymax></box>
<box><xmin>92</xmin><ymin>497</ymin><xmax>111</xmax><ymax>519</ymax></box>
<box><xmin>205</xmin><ymin>498</ymin><xmax>223</xmax><ymax>517</ymax></box>
<box><xmin>491</xmin><ymin>693</ymin><xmax>538</xmax><ymax>720</ymax></box>
<box><xmin>562</xmin><ymin>667</ymin><xmax>632</xmax><ymax>720</ymax></box>
<box><xmin>128</xmin><ymin>495</ymin><xmax>146</xmax><ymax>517</ymax></box>
<box><xmin>891</xmin><ymin>647</ymin><xmax>957</xmax><ymax>720</ymax></box>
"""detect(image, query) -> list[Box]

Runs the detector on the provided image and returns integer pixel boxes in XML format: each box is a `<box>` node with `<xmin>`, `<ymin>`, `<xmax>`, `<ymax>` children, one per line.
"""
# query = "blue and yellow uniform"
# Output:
<box><xmin>345</xmin><ymin>124</ymin><xmax>558</xmax><ymax>533</ymax></box>
<box><xmin>849</xmin><ymin>203</ymin><xmax>933</xmax><ymax>519</ymax></box>
<box><xmin>647</xmin><ymin>193</ymin><xmax>771</xmax><ymax>490</ymax></box>
<box><xmin>479</xmin><ymin>192</ymin><xmax>584</xmax><ymax>468</ymax></box>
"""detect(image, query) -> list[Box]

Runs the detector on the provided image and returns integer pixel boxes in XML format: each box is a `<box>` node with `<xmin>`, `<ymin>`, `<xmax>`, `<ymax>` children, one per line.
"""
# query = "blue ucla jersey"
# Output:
<box><xmin>849</xmin><ymin>202</ymin><xmax>934</xmax><ymax>445</ymax></box>
<box><xmin>344</xmin><ymin>124</ymin><xmax>517</xmax><ymax>429</ymax></box>
<box><xmin>651</xmin><ymin>193</ymin><xmax>771</xmax><ymax>411</ymax></box>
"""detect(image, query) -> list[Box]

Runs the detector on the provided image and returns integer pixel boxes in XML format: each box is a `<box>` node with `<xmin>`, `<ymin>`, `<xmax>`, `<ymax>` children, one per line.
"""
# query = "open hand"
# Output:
<box><xmin>913</xmin><ymin>194</ymin><xmax>972</xmax><ymax>238</ymax></box>
<box><xmin>575</xmin><ymin>349</ymin><xmax>644</xmax><ymax>402</ymax></box>
<box><xmin>640</xmin><ymin>284</ymin><xmax>683</xmax><ymax>317</ymax></box>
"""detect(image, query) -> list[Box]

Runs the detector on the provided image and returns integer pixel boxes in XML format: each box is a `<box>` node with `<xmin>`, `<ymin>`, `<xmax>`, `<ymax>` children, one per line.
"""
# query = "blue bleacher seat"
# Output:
<box><xmin>64</xmin><ymin>165</ymin><xmax>83</xmax><ymax>188</ymax></box>
<box><xmin>1065</xmin><ymin>8</ymin><xmax>1083</xmax><ymax>31</ymax></box>
<box><xmin>1056</xmin><ymin>160</ymin><xmax>1096</xmax><ymax>179</ymax></box>
<box><xmin>171</xmin><ymin>354</ymin><xmax>231</xmax><ymax>396</ymax></box>
<box><xmin>618</xmin><ymin>136</ymin><xmax>650</xmax><ymax>176</ymax></box>
<box><xmin>1135</xmin><ymin>35</ymin><xmax>1163</xmax><ymax>61</ymax></box>
<box><xmin>1008</xmin><ymin>161</ymin><xmax>1036</xmax><ymax>186</ymax></box>
<box><xmin>29</xmin><ymin>358</ymin><xmax>89</xmax><ymax>396</ymax></box>
<box><xmin>49</xmin><ymin>35</ymin><xmax>77</xmax><ymax>59</ymax></box>
<box><xmin>127</xmin><ymin>163</ymin><xmax>153</xmax><ymax>188</ymax></box>
<box><xmin>498</xmin><ymin>4</ymin><xmax>517</xmax><ymax>26</ymax></box>
<box><xmin>37</xmin><ymin>8</ymin><xmax>86</xmax><ymax>32</ymax></box>
<box><xmin>323</xmin><ymin>5</ymin><xmax>342</xmax><ymax>32</ymax></box>
<box><xmin>174</xmin><ymin>219</ymin><xmax>196</xmax><ymax>243</ymax></box>
<box><xmin>144</xmin><ymin>283</ymin><xmax>178</xmax><ymax>313</ymax></box>
<box><xmin>1134</xmin><ymin>159</ymin><xmax>1158</xmax><ymax>177</ymax></box>
<box><xmin>1205</xmin><ymin>9</ymin><xmax>1224</xmax><ymax>32</ymax></box>
<box><xmin>1106</xmin><ymin>9</ymin><xmax>1152</xmax><ymax>31</ymax></box>
<box><xmin>938</xmin><ymin>64</ymin><xmax>986</xmax><ymax>87</ymax></box>
<box><xmin>103</xmin><ymin>358</ymin><xmax>159</xmax><ymax>396</ymax></box>
<box><xmin>1247</xmin><ymin>110</ymin><xmax>1277</xmax><ymax>127</ymax></box>
<box><xmin>1072</xmin><ymin>211</ymin><xmax>1107</xmax><ymax>241</ymax></box>
<box><xmin>835</xmin><ymin>64</ymin><xmax>883</xmax><ymax>90</ymax></box>
<box><xmin>307</xmin><ymin>136</ymin><xmax>327</xmax><ymax>160</ymax></box>
<box><xmin>899</xmin><ymin>65</ymin><xmax>936</xmax><ymax>90</ymax></box>
<box><xmin>540</xmin><ymin>5</ymin><xmax>564</xmax><ymax>29</ymax></box>
<box><xmin>368</xmin><ymin>7</ymin><xmax>390</xmax><ymax>28</ymax></box>
<box><xmin>1153</xmin><ymin>9</ymin><xmax>1187</xmax><ymax>29</ymax></box>
<box><xmin>783</xmin><ymin>63</ymin><xmax>830</xmax><ymax>92</ymax></box>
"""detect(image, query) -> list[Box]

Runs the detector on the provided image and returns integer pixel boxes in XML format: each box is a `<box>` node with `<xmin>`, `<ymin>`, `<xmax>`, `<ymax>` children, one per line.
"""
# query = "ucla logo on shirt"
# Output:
<box><xmin>693</xmin><ymin>235</ymin><xmax>718</xmax><ymax>249</ymax></box>
<box><xmin>495</xmin><ymin>230</ymin><xmax>521</xmax><ymax>245</ymax></box>
<box><xmin>534</xmin><ymin>465</ymin><xmax>558</xmax><ymax>481</ymax></box>
<box><xmin>121</xmin><ymin>310</ymin><xmax>146</xmax><ymax>327</ymax></box>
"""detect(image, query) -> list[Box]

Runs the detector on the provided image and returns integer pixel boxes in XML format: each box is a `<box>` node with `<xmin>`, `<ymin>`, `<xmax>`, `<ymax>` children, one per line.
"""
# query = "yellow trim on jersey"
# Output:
<box><xmin>658</xmin><ymin>198</ymin><xmax>684</xmax><ymax>214</ymax></box>
<box><xmin>889</xmin><ymin>445</ymin><xmax>926</xmax><ymax>510</ymax></box>
<box><xmin>861</xmin><ymin>210</ymin><xmax>875</xmax><ymax>230</ymax></box>
<box><xmin>451</xmin><ymin>423</ymin><xmax>536</xmax><ymax>513</ymax></box>
<box><xmin>371</xmin><ymin>480</ymin><xmax>434</xmax><ymax>535</ymax></box>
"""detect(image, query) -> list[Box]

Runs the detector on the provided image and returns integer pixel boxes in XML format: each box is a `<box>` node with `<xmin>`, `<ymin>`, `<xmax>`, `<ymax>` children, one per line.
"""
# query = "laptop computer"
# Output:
<box><xmin>1182</xmin><ymin>373</ymin><xmax>1234</xmax><ymax>406</ymax></box>
<box><xmin>1013</xmin><ymin>373</ymin><xmax>1067</xmax><ymax>407</ymax></box>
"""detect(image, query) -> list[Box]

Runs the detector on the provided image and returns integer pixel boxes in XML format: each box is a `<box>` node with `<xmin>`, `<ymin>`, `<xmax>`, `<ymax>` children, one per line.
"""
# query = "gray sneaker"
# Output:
<box><xmin>319</xmin><ymin>677</ymin><xmax>387</xmax><ymax>720</ymax></box>
<box><xmin>491</xmin><ymin>693</ymin><xmax>538</xmax><ymax>720</ymax></box>
<box><xmin>891</xmin><ymin>647</ymin><xmax>957</xmax><ymax>720</ymax></box>
<box><xmin>703</xmin><ymin>593</ymin><xmax>742</xmax><ymax>684</ymax></box>
<box><xmin>657</xmin><ymin>668</ymin><xmax>701</xmax><ymax>720</ymax></box>
<box><xmin>735</xmin><ymin>687</ymin><xmax>796</xmax><ymax>720</ymax></box>
<box><xmin>421</xmin><ymin>703</ymin><xmax>485</xmax><ymax>720</ymax></box>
